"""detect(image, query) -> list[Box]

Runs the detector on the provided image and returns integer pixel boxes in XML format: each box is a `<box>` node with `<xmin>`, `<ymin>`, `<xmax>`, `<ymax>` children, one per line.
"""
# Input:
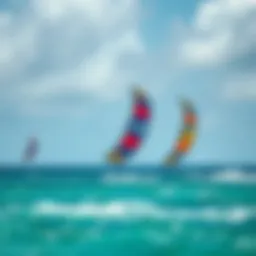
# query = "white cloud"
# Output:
<box><xmin>222</xmin><ymin>74</ymin><xmax>256</xmax><ymax>101</ymax></box>
<box><xmin>22</xmin><ymin>29</ymin><xmax>144</xmax><ymax>100</ymax></box>
<box><xmin>0</xmin><ymin>0</ymin><xmax>145</xmax><ymax>115</ymax></box>
<box><xmin>174</xmin><ymin>0</ymin><xmax>256</xmax><ymax>103</ymax></box>
<box><xmin>179</xmin><ymin>0</ymin><xmax>256</xmax><ymax>67</ymax></box>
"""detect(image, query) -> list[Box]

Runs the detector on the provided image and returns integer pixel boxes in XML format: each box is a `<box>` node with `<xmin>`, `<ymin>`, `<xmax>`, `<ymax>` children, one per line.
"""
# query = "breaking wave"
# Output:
<box><xmin>210</xmin><ymin>168</ymin><xmax>256</xmax><ymax>183</ymax></box>
<box><xmin>31</xmin><ymin>200</ymin><xmax>256</xmax><ymax>224</ymax></box>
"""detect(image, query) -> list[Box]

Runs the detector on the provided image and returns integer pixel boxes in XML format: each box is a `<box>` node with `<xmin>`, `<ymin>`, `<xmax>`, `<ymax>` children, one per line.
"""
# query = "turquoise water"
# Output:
<box><xmin>0</xmin><ymin>166</ymin><xmax>256</xmax><ymax>256</ymax></box>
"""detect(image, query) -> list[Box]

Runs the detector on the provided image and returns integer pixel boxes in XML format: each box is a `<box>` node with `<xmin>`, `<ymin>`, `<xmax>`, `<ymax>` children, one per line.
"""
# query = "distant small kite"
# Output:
<box><xmin>23</xmin><ymin>137</ymin><xmax>39</xmax><ymax>163</ymax></box>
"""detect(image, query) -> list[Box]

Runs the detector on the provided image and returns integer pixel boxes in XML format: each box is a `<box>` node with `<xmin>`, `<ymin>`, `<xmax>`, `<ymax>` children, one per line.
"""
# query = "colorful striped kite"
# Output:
<box><xmin>164</xmin><ymin>99</ymin><xmax>197</xmax><ymax>166</ymax></box>
<box><xmin>107</xmin><ymin>87</ymin><xmax>152</xmax><ymax>164</ymax></box>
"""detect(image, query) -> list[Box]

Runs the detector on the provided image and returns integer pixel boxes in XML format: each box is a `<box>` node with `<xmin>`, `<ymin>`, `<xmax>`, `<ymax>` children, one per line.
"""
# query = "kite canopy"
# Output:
<box><xmin>164</xmin><ymin>99</ymin><xmax>197</xmax><ymax>166</ymax></box>
<box><xmin>107</xmin><ymin>87</ymin><xmax>152</xmax><ymax>164</ymax></box>
<box><xmin>23</xmin><ymin>136</ymin><xmax>39</xmax><ymax>163</ymax></box>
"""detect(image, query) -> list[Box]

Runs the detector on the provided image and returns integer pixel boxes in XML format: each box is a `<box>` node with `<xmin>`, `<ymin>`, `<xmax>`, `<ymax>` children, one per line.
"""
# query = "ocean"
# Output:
<box><xmin>0</xmin><ymin>165</ymin><xmax>255</xmax><ymax>256</ymax></box>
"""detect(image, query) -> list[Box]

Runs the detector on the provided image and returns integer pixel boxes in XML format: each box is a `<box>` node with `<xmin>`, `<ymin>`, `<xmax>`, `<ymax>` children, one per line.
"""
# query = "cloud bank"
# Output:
<box><xmin>0</xmin><ymin>0</ymin><xmax>146</xmax><ymax>115</ymax></box>
<box><xmin>1</xmin><ymin>0</ymin><xmax>255</xmax><ymax>117</ymax></box>
<box><xmin>178</xmin><ymin>0</ymin><xmax>256</xmax><ymax>101</ymax></box>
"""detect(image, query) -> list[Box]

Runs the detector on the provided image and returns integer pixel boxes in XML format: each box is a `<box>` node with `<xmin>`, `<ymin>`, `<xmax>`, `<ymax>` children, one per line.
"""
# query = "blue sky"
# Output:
<box><xmin>0</xmin><ymin>0</ymin><xmax>255</xmax><ymax>164</ymax></box>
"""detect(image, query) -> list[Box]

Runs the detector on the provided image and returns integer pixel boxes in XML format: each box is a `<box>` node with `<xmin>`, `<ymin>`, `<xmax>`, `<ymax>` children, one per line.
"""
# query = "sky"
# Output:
<box><xmin>0</xmin><ymin>0</ymin><xmax>255</xmax><ymax>164</ymax></box>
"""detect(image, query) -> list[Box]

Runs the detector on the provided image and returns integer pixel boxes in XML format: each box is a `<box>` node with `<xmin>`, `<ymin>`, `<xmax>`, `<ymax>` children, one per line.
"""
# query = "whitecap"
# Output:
<box><xmin>102</xmin><ymin>173</ymin><xmax>158</xmax><ymax>185</ymax></box>
<box><xmin>210</xmin><ymin>168</ymin><xmax>256</xmax><ymax>183</ymax></box>
<box><xmin>31</xmin><ymin>199</ymin><xmax>256</xmax><ymax>224</ymax></box>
